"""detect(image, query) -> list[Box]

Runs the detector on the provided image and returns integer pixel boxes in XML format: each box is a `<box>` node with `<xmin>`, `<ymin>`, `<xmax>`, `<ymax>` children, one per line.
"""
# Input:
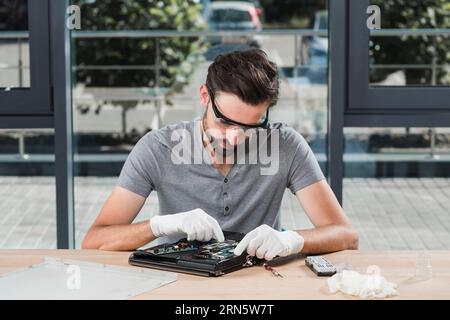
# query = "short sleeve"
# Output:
<box><xmin>116</xmin><ymin>134</ymin><xmax>160</xmax><ymax>198</ymax></box>
<box><xmin>285</xmin><ymin>130</ymin><xmax>325</xmax><ymax>194</ymax></box>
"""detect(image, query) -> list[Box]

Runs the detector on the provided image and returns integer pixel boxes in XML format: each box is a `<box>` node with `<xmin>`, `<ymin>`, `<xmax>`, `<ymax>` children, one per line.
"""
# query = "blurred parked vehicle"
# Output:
<box><xmin>299</xmin><ymin>10</ymin><xmax>328</xmax><ymax>84</ymax></box>
<box><xmin>209</xmin><ymin>0</ymin><xmax>265</xmax><ymax>22</ymax></box>
<box><xmin>308</xmin><ymin>10</ymin><xmax>328</xmax><ymax>66</ymax></box>
<box><xmin>205</xmin><ymin>1</ymin><xmax>262</xmax><ymax>46</ymax></box>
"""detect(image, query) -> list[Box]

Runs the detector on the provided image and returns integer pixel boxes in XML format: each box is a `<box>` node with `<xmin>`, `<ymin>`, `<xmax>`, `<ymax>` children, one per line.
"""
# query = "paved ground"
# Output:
<box><xmin>0</xmin><ymin>177</ymin><xmax>449</xmax><ymax>250</ymax></box>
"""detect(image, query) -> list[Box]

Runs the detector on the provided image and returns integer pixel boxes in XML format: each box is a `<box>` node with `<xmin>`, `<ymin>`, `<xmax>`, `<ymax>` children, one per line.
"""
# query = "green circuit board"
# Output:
<box><xmin>145</xmin><ymin>239</ymin><xmax>198</xmax><ymax>255</ymax></box>
<box><xmin>144</xmin><ymin>238</ymin><xmax>239</xmax><ymax>261</ymax></box>
<box><xmin>194</xmin><ymin>240</ymin><xmax>239</xmax><ymax>260</ymax></box>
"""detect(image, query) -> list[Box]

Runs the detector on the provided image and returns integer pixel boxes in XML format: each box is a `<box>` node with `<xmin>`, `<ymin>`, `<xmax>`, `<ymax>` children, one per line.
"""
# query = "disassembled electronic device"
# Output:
<box><xmin>305</xmin><ymin>255</ymin><xmax>337</xmax><ymax>277</ymax></box>
<box><xmin>129</xmin><ymin>231</ymin><xmax>261</xmax><ymax>277</ymax></box>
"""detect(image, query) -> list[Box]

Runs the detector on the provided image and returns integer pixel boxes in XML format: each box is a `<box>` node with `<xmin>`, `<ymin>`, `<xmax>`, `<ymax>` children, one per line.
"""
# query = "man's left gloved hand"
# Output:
<box><xmin>234</xmin><ymin>224</ymin><xmax>304</xmax><ymax>261</ymax></box>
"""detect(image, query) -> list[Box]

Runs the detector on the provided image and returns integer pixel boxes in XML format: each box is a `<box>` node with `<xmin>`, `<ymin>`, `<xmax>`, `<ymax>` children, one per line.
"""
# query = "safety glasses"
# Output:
<box><xmin>207</xmin><ymin>86</ymin><xmax>269</xmax><ymax>129</ymax></box>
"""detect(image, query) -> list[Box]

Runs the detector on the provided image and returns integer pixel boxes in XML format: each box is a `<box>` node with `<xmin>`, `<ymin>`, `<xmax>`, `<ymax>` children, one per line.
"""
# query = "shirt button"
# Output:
<box><xmin>225</xmin><ymin>206</ymin><xmax>229</xmax><ymax>211</ymax></box>
<box><xmin>224</xmin><ymin>178</ymin><xmax>228</xmax><ymax>183</ymax></box>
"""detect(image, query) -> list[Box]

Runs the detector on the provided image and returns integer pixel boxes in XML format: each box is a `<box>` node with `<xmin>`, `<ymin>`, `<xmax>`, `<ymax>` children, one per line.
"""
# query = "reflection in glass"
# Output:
<box><xmin>343</xmin><ymin>127</ymin><xmax>450</xmax><ymax>250</ymax></box>
<box><xmin>0</xmin><ymin>0</ymin><xmax>30</xmax><ymax>89</ymax></box>
<box><xmin>369</xmin><ymin>0</ymin><xmax>450</xmax><ymax>86</ymax></box>
<box><xmin>344</xmin><ymin>127</ymin><xmax>450</xmax><ymax>177</ymax></box>
<box><xmin>0</xmin><ymin>129</ymin><xmax>56</xmax><ymax>249</ymax></box>
<box><xmin>70</xmin><ymin>0</ymin><xmax>329</xmax><ymax>247</ymax></box>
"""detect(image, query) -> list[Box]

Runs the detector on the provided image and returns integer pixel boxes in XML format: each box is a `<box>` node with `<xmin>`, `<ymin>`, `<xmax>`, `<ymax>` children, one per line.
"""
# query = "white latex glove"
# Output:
<box><xmin>234</xmin><ymin>224</ymin><xmax>304</xmax><ymax>261</ymax></box>
<box><xmin>149</xmin><ymin>208</ymin><xmax>225</xmax><ymax>242</ymax></box>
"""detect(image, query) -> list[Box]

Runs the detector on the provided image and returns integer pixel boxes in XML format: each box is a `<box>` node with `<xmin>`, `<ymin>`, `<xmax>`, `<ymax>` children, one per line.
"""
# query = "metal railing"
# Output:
<box><xmin>1</xmin><ymin>29</ymin><xmax>329</xmax><ymax>163</ymax></box>
<box><xmin>69</xmin><ymin>29</ymin><xmax>330</xmax><ymax>136</ymax></box>
<box><xmin>1</xmin><ymin>29</ymin><xmax>450</xmax><ymax>163</ymax></box>
<box><xmin>370</xmin><ymin>28</ymin><xmax>450</xmax><ymax>36</ymax></box>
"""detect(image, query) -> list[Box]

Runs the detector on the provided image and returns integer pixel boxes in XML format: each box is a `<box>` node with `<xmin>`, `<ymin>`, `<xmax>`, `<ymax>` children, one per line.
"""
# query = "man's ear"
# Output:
<box><xmin>199</xmin><ymin>84</ymin><xmax>209</xmax><ymax>109</ymax></box>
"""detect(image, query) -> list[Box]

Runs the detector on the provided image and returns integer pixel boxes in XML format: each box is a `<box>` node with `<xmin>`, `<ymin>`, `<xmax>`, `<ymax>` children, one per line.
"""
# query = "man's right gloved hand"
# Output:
<box><xmin>149</xmin><ymin>208</ymin><xmax>225</xmax><ymax>242</ymax></box>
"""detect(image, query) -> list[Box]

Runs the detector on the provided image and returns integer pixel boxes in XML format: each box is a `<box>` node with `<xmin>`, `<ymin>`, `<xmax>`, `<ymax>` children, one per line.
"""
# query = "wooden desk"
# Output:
<box><xmin>1</xmin><ymin>250</ymin><xmax>449</xmax><ymax>299</ymax></box>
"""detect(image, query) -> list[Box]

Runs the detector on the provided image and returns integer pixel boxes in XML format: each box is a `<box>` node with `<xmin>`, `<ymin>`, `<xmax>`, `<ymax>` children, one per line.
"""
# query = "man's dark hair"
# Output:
<box><xmin>206</xmin><ymin>49</ymin><xmax>279</xmax><ymax>108</ymax></box>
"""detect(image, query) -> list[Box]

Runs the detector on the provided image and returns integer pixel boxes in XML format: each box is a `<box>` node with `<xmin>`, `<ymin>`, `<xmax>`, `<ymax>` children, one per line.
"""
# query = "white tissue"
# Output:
<box><xmin>327</xmin><ymin>270</ymin><xmax>398</xmax><ymax>299</ymax></box>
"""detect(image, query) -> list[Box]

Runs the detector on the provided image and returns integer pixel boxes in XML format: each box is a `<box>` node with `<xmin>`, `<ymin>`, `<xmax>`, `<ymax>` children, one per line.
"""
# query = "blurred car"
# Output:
<box><xmin>298</xmin><ymin>10</ymin><xmax>328</xmax><ymax>84</ymax></box>
<box><xmin>209</xmin><ymin>0</ymin><xmax>265</xmax><ymax>22</ymax></box>
<box><xmin>308</xmin><ymin>10</ymin><xmax>328</xmax><ymax>66</ymax></box>
<box><xmin>205</xmin><ymin>1</ymin><xmax>262</xmax><ymax>46</ymax></box>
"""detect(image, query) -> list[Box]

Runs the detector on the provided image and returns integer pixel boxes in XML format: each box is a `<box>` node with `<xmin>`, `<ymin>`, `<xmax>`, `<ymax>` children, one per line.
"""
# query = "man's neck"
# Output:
<box><xmin>200</xmin><ymin>120</ymin><xmax>233</xmax><ymax>176</ymax></box>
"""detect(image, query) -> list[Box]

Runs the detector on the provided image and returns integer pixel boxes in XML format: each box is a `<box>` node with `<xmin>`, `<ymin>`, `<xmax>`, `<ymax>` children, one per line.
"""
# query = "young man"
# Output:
<box><xmin>82</xmin><ymin>49</ymin><xmax>358</xmax><ymax>260</ymax></box>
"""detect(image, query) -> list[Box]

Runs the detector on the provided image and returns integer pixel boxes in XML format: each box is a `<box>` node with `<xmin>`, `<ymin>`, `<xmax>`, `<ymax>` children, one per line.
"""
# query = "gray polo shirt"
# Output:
<box><xmin>116</xmin><ymin>118</ymin><xmax>325</xmax><ymax>237</ymax></box>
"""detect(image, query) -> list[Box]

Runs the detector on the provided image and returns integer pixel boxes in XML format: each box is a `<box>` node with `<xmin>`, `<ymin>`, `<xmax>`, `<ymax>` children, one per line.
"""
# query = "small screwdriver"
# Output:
<box><xmin>263</xmin><ymin>263</ymin><xmax>284</xmax><ymax>278</ymax></box>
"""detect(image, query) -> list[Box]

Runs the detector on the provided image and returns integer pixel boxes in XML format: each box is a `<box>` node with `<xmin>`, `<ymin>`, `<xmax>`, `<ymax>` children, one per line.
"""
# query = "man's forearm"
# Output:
<box><xmin>296</xmin><ymin>224</ymin><xmax>359</xmax><ymax>254</ymax></box>
<box><xmin>82</xmin><ymin>220</ymin><xmax>155</xmax><ymax>251</ymax></box>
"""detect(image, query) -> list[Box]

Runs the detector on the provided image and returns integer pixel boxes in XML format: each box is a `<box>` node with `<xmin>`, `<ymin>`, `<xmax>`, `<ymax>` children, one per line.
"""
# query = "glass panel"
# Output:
<box><xmin>369</xmin><ymin>0</ymin><xmax>450</xmax><ymax>86</ymax></box>
<box><xmin>71</xmin><ymin>0</ymin><xmax>329</xmax><ymax>247</ymax></box>
<box><xmin>0</xmin><ymin>129</ymin><xmax>56</xmax><ymax>249</ymax></box>
<box><xmin>343</xmin><ymin>127</ymin><xmax>450</xmax><ymax>250</ymax></box>
<box><xmin>0</xmin><ymin>0</ymin><xmax>30</xmax><ymax>89</ymax></box>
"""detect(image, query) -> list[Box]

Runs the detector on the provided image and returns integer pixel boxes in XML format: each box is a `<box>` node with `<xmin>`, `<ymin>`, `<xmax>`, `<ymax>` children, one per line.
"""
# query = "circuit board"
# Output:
<box><xmin>193</xmin><ymin>240</ymin><xmax>239</xmax><ymax>260</ymax></box>
<box><xmin>145</xmin><ymin>239</ymin><xmax>198</xmax><ymax>255</ymax></box>
<box><xmin>144</xmin><ymin>238</ymin><xmax>239</xmax><ymax>261</ymax></box>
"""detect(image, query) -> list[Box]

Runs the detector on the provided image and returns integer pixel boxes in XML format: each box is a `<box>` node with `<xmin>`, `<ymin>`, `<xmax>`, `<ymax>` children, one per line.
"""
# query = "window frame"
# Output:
<box><xmin>0</xmin><ymin>0</ymin><xmax>52</xmax><ymax>116</ymax></box>
<box><xmin>347</xmin><ymin>0</ymin><xmax>450</xmax><ymax>111</ymax></box>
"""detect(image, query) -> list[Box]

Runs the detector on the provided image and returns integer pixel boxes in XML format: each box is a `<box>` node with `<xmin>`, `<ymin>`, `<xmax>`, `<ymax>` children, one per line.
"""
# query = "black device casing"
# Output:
<box><xmin>128</xmin><ymin>231</ymin><xmax>260</xmax><ymax>277</ymax></box>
